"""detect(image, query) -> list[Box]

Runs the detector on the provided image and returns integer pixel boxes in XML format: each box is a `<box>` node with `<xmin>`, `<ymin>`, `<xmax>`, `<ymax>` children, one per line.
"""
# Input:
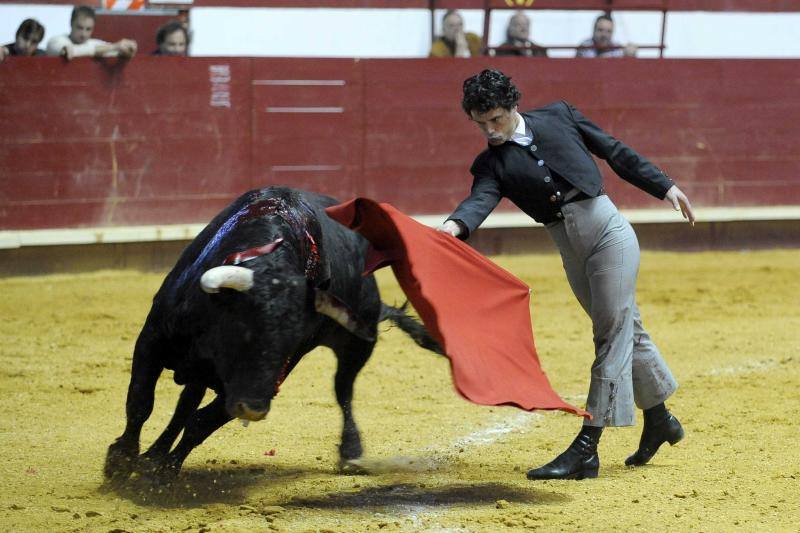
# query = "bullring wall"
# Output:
<box><xmin>2</xmin><ymin>57</ymin><xmax>799</xmax><ymax>230</ymax></box>
<box><xmin>1</xmin><ymin>57</ymin><xmax>799</xmax><ymax>273</ymax></box>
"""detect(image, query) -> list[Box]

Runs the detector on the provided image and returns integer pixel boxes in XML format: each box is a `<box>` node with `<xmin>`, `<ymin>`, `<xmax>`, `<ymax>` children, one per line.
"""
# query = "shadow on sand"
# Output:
<box><xmin>101</xmin><ymin>459</ymin><xmax>570</xmax><ymax>511</ymax></box>
<box><xmin>101</xmin><ymin>462</ymin><xmax>329</xmax><ymax>507</ymax></box>
<box><xmin>283</xmin><ymin>481</ymin><xmax>570</xmax><ymax>510</ymax></box>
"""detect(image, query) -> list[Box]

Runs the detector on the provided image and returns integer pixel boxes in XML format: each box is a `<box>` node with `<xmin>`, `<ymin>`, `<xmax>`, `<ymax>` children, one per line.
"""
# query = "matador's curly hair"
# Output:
<box><xmin>461</xmin><ymin>69</ymin><xmax>522</xmax><ymax>116</ymax></box>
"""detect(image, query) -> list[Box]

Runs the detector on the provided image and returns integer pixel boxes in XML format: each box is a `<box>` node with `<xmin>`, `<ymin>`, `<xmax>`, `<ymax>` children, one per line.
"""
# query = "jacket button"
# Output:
<box><xmin>544</xmin><ymin>176</ymin><xmax>551</xmax><ymax>183</ymax></box>
<box><xmin>531</xmin><ymin>144</ymin><xmax>538</xmax><ymax>152</ymax></box>
<box><xmin>549</xmin><ymin>195</ymin><xmax>558</xmax><ymax>202</ymax></box>
<box><xmin>537</xmin><ymin>160</ymin><xmax>544</xmax><ymax>166</ymax></box>
<box><xmin>556</xmin><ymin>212</ymin><xmax>563</xmax><ymax>219</ymax></box>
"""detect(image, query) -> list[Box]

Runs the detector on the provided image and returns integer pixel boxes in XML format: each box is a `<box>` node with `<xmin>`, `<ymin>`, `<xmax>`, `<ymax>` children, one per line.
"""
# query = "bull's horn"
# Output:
<box><xmin>201</xmin><ymin>266</ymin><xmax>254</xmax><ymax>293</ymax></box>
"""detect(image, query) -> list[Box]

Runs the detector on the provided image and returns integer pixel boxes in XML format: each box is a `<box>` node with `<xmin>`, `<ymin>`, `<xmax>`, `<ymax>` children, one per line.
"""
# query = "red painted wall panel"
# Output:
<box><xmin>248</xmin><ymin>58</ymin><xmax>364</xmax><ymax>201</ymax></box>
<box><xmin>1</xmin><ymin>57</ymin><xmax>799</xmax><ymax>230</ymax></box>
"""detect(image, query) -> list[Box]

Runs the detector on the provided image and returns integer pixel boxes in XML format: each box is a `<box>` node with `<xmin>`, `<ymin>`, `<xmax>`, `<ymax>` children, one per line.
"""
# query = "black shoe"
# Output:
<box><xmin>625</xmin><ymin>413</ymin><xmax>684</xmax><ymax>466</ymax></box>
<box><xmin>526</xmin><ymin>432</ymin><xmax>600</xmax><ymax>480</ymax></box>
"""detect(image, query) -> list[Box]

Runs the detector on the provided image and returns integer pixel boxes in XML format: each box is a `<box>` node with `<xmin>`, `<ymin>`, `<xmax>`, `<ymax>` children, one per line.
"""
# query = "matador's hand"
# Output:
<box><xmin>437</xmin><ymin>220</ymin><xmax>462</xmax><ymax>237</ymax></box>
<box><xmin>665</xmin><ymin>185</ymin><xmax>695</xmax><ymax>226</ymax></box>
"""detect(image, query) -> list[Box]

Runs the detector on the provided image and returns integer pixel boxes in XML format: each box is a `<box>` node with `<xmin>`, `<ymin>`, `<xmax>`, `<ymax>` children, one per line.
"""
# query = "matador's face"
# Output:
<box><xmin>469</xmin><ymin>106</ymin><xmax>519</xmax><ymax>146</ymax></box>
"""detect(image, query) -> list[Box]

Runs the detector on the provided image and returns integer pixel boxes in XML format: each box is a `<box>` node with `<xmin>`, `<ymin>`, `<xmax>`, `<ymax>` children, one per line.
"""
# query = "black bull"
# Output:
<box><xmin>104</xmin><ymin>187</ymin><xmax>440</xmax><ymax>484</ymax></box>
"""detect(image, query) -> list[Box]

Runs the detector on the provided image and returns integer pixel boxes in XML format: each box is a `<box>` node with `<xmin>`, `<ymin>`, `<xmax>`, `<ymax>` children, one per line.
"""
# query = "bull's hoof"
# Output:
<box><xmin>339</xmin><ymin>431</ymin><xmax>363</xmax><ymax>463</ymax></box>
<box><xmin>104</xmin><ymin>439</ymin><xmax>139</xmax><ymax>483</ymax></box>
<box><xmin>136</xmin><ymin>456</ymin><xmax>180</xmax><ymax>487</ymax></box>
<box><xmin>338</xmin><ymin>458</ymin><xmax>369</xmax><ymax>475</ymax></box>
<box><xmin>134</xmin><ymin>453</ymin><xmax>163</xmax><ymax>476</ymax></box>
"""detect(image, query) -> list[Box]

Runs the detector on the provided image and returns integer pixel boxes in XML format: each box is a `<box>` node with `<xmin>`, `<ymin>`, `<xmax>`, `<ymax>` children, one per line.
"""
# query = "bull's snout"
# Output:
<box><xmin>227</xmin><ymin>397</ymin><xmax>270</xmax><ymax>421</ymax></box>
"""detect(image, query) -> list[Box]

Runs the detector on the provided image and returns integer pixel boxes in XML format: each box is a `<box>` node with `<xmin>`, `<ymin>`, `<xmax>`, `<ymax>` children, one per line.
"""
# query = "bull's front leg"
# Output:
<box><xmin>137</xmin><ymin>382</ymin><xmax>206</xmax><ymax>474</ymax></box>
<box><xmin>331</xmin><ymin>336</ymin><xmax>374</xmax><ymax>471</ymax></box>
<box><xmin>142</xmin><ymin>394</ymin><xmax>232</xmax><ymax>485</ymax></box>
<box><xmin>104</xmin><ymin>333</ymin><xmax>164</xmax><ymax>484</ymax></box>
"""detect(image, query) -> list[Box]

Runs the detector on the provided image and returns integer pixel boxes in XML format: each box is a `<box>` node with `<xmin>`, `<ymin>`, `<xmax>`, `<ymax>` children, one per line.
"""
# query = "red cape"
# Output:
<box><xmin>325</xmin><ymin>198</ymin><xmax>588</xmax><ymax>418</ymax></box>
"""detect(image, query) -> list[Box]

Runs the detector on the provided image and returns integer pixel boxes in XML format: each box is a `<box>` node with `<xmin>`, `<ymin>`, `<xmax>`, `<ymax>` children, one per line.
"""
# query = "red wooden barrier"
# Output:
<box><xmin>1</xmin><ymin>57</ymin><xmax>799</xmax><ymax>230</ymax></box>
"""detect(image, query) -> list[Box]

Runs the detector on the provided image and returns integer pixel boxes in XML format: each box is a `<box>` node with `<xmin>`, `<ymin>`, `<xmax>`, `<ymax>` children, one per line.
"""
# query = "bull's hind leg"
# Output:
<box><xmin>104</xmin><ymin>332</ymin><xmax>164</xmax><ymax>484</ymax></box>
<box><xmin>330</xmin><ymin>336</ymin><xmax>375</xmax><ymax>468</ymax></box>
<box><xmin>143</xmin><ymin>394</ymin><xmax>232</xmax><ymax>484</ymax></box>
<box><xmin>137</xmin><ymin>383</ymin><xmax>206</xmax><ymax>472</ymax></box>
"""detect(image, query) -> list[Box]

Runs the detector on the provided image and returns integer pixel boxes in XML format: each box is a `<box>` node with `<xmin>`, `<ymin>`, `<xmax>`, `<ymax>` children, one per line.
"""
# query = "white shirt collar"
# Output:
<box><xmin>510</xmin><ymin>111</ymin><xmax>532</xmax><ymax>145</ymax></box>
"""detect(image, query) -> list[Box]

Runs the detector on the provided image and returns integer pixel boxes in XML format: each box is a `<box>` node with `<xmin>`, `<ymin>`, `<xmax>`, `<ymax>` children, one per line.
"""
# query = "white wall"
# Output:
<box><xmin>190</xmin><ymin>8</ymin><xmax>800</xmax><ymax>59</ymax></box>
<box><xmin>190</xmin><ymin>8</ymin><xmax>432</xmax><ymax>58</ymax></box>
<box><xmin>664</xmin><ymin>12</ymin><xmax>800</xmax><ymax>58</ymax></box>
<box><xmin>0</xmin><ymin>4</ymin><xmax>72</xmax><ymax>47</ymax></box>
<box><xmin>2</xmin><ymin>4</ymin><xmax>800</xmax><ymax>59</ymax></box>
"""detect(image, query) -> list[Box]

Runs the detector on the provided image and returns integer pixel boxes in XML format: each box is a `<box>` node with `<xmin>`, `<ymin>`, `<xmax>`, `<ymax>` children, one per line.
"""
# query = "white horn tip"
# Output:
<box><xmin>201</xmin><ymin>266</ymin><xmax>254</xmax><ymax>293</ymax></box>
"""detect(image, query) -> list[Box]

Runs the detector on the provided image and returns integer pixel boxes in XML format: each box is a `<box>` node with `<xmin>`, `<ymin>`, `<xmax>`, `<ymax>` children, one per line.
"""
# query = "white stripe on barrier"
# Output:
<box><xmin>1</xmin><ymin>206</ymin><xmax>798</xmax><ymax>250</ymax></box>
<box><xmin>253</xmin><ymin>80</ymin><xmax>346</xmax><ymax>86</ymax></box>
<box><xmin>270</xmin><ymin>165</ymin><xmax>342</xmax><ymax>172</ymax></box>
<box><xmin>266</xmin><ymin>106</ymin><xmax>344</xmax><ymax>113</ymax></box>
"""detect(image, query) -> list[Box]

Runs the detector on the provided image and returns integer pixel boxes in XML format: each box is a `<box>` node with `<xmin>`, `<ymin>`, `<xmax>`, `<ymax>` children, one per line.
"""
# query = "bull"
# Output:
<box><xmin>104</xmin><ymin>186</ymin><xmax>439</xmax><ymax>484</ymax></box>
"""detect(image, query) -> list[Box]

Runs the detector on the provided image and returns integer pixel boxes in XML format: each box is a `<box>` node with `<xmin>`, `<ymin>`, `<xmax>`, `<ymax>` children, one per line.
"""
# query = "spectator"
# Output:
<box><xmin>46</xmin><ymin>5</ymin><xmax>137</xmax><ymax>61</ymax></box>
<box><xmin>430</xmin><ymin>10</ymin><xmax>482</xmax><ymax>58</ymax></box>
<box><xmin>576</xmin><ymin>14</ymin><xmax>637</xmax><ymax>58</ymax></box>
<box><xmin>494</xmin><ymin>11</ymin><xmax>546</xmax><ymax>57</ymax></box>
<box><xmin>0</xmin><ymin>18</ymin><xmax>46</xmax><ymax>62</ymax></box>
<box><xmin>153</xmin><ymin>21</ymin><xmax>189</xmax><ymax>56</ymax></box>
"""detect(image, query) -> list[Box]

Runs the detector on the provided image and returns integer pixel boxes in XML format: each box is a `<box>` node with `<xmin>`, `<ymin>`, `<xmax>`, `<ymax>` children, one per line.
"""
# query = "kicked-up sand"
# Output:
<box><xmin>0</xmin><ymin>249</ymin><xmax>798</xmax><ymax>532</ymax></box>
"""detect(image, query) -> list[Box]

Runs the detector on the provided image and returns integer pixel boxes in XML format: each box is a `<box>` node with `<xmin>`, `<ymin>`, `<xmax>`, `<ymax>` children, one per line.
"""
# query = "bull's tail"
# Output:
<box><xmin>379</xmin><ymin>302</ymin><xmax>443</xmax><ymax>355</ymax></box>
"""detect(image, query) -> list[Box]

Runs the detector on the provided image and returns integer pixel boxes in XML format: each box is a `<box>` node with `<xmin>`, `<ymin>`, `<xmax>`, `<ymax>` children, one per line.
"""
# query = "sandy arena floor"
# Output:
<box><xmin>1</xmin><ymin>249</ymin><xmax>798</xmax><ymax>532</ymax></box>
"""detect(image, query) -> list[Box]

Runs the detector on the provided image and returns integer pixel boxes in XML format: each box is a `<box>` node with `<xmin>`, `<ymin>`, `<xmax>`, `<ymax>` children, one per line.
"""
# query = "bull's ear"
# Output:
<box><xmin>314</xmin><ymin>290</ymin><xmax>375</xmax><ymax>341</ymax></box>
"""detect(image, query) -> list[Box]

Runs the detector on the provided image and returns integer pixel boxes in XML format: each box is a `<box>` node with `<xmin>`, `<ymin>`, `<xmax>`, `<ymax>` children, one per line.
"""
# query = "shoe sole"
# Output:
<box><xmin>526</xmin><ymin>467</ymin><xmax>599</xmax><ymax>481</ymax></box>
<box><xmin>576</xmin><ymin>467</ymin><xmax>599</xmax><ymax>480</ymax></box>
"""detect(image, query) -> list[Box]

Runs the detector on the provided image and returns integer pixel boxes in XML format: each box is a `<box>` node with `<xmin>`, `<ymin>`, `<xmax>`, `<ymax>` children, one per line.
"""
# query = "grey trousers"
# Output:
<box><xmin>545</xmin><ymin>195</ymin><xmax>678</xmax><ymax>427</ymax></box>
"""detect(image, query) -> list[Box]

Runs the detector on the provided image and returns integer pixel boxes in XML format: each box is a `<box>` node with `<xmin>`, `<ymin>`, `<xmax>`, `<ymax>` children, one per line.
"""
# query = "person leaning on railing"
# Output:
<box><xmin>46</xmin><ymin>5</ymin><xmax>137</xmax><ymax>61</ymax></box>
<box><xmin>576</xmin><ymin>13</ymin><xmax>637</xmax><ymax>58</ymax></box>
<box><xmin>493</xmin><ymin>10</ymin><xmax>547</xmax><ymax>57</ymax></box>
<box><xmin>0</xmin><ymin>18</ymin><xmax>46</xmax><ymax>62</ymax></box>
<box><xmin>152</xmin><ymin>20</ymin><xmax>189</xmax><ymax>56</ymax></box>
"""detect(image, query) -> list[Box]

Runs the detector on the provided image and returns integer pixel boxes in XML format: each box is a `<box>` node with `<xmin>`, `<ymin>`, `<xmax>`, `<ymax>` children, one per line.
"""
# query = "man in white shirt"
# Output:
<box><xmin>576</xmin><ymin>14</ymin><xmax>636</xmax><ymax>58</ymax></box>
<box><xmin>47</xmin><ymin>5</ymin><xmax>137</xmax><ymax>61</ymax></box>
